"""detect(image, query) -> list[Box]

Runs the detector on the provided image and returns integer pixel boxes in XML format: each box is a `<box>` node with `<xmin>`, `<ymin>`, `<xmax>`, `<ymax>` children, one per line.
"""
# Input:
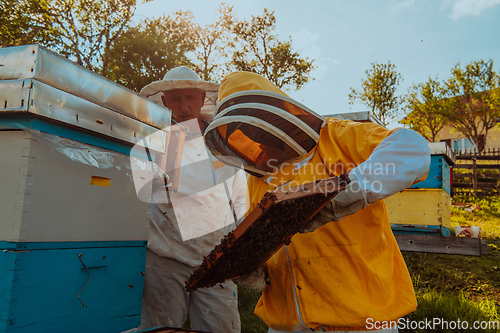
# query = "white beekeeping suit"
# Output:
<box><xmin>137</xmin><ymin>66</ymin><xmax>246</xmax><ymax>333</ymax></box>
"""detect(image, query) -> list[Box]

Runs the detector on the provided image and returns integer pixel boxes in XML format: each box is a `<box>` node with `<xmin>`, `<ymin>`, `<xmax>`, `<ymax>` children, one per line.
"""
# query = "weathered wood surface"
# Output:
<box><xmin>395</xmin><ymin>234</ymin><xmax>488</xmax><ymax>256</ymax></box>
<box><xmin>385</xmin><ymin>189</ymin><xmax>451</xmax><ymax>229</ymax></box>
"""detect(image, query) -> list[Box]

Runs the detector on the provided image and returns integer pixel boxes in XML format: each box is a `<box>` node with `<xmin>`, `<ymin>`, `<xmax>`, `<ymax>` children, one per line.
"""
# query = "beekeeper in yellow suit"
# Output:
<box><xmin>204</xmin><ymin>71</ymin><xmax>431</xmax><ymax>333</ymax></box>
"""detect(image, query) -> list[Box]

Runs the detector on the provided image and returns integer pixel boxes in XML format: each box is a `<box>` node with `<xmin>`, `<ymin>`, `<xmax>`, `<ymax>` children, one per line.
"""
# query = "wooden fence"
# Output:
<box><xmin>452</xmin><ymin>148</ymin><xmax>500</xmax><ymax>196</ymax></box>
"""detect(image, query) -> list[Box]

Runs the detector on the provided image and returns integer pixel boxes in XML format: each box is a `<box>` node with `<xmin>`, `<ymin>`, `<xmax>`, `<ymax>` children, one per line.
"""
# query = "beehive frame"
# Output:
<box><xmin>186</xmin><ymin>174</ymin><xmax>349</xmax><ymax>292</ymax></box>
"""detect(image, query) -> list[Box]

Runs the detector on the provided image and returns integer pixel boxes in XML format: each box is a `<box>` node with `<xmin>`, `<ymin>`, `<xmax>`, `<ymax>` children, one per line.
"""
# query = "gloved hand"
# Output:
<box><xmin>300</xmin><ymin>174</ymin><xmax>367</xmax><ymax>233</ymax></box>
<box><xmin>232</xmin><ymin>266</ymin><xmax>268</xmax><ymax>293</ymax></box>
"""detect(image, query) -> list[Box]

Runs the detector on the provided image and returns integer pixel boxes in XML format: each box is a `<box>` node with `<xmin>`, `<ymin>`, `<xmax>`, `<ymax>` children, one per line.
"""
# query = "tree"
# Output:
<box><xmin>107</xmin><ymin>11</ymin><xmax>199</xmax><ymax>92</ymax></box>
<box><xmin>51</xmin><ymin>0</ymin><xmax>142</xmax><ymax>75</ymax></box>
<box><xmin>108</xmin><ymin>3</ymin><xmax>235</xmax><ymax>89</ymax></box>
<box><xmin>348</xmin><ymin>61</ymin><xmax>403</xmax><ymax>127</ymax></box>
<box><xmin>2</xmin><ymin>0</ymin><xmax>144</xmax><ymax>76</ymax></box>
<box><xmin>0</xmin><ymin>0</ymin><xmax>59</xmax><ymax>47</ymax></box>
<box><xmin>441</xmin><ymin>59</ymin><xmax>500</xmax><ymax>152</ymax></box>
<box><xmin>231</xmin><ymin>9</ymin><xmax>315</xmax><ymax>90</ymax></box>
<box><xmin>192</xmin><ymin>3</ymin><xmax>236</xmax><ymax>82</ymax></box>
<box><xmin>400</xmin><ymin>77</ymin><xmax>446</xmax><ymax>142</ymax></box>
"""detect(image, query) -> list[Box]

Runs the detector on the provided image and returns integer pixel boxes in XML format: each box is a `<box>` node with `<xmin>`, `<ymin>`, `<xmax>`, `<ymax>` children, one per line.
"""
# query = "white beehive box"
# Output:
<box><xmin>0</xmin><ymin>130</ymin><xmax>151</xmax><ymax>242</ymax></box>
<box><xmin>0</xmin><ymin>44</ymin><xmax>171</xmax><ymax>242</ymax></box>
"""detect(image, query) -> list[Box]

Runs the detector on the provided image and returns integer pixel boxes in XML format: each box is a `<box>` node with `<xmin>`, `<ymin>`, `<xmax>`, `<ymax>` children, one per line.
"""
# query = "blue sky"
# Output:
<box><xmin>135</xmin><ymin>0</ymin><xmax>500</xmax><ymax>129</ymax></box>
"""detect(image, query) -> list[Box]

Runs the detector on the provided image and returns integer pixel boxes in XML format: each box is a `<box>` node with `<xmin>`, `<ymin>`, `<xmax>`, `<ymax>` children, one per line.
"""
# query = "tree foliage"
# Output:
<box><xmin>192</xmin><ymin>3</ymin><xmax>236</xmax><ymax>82</ymax></box>
<box><xmin>107</xmin><ymin>3</ymin><xmax>235</xmax><ymax>90</ymax></box>
<box><xmin>107</xmin><ymin>11</ymin><xmax>198</xmax><ymax>92</ymax></box>
<box><xmin>2</xmin><ymin>2</ymin><xmax>316</xmax><ymax>94</ymax></box>
<box><xmin>349</xmin><ymin>61</ymin><xmax>403</xmax><ymax>127</ymax></box>
<box><xmin>2</xmin><ymin>0</ymin><xmax>144</xmax><ymax>75</ymax></box>
<box><xmin>0</xmin><ymin>0</ymin><xmax>58</xmax><ymax>47</ymax></box>
<box><xmin>51</xmin><ymin>0</ymin><xmax>140</xmax><ymax>75</ymax></box>
<box><xmin>231</xmin><ymin>9</ymin><xmax>315</xmax><ymax>90</ymax></box>
<box><xmin>441</xmin><ymin>59</ymin><xmax>500</xmax><ymax>152</ymax></box>
<box><xmin>401</xmin><ymin>77</ymin><xmax>447</xmax><ymax>142</ymax></box>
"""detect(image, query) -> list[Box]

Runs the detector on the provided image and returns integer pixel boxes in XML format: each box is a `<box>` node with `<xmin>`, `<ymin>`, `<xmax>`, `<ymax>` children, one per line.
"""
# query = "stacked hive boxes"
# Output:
<box><xmin>386</xmin><ymin>142</ymin><xmax>456</xmax><ymax>236</ymax></box>
<box><xmin>326</xmin><ymin>112</ymin><xmax>455</xmax><ymax>236</ymax></box>
<box><xmin>0</xmin><ymin>45</ymin><xmax>170</xmax><ymax>332</ymax></box>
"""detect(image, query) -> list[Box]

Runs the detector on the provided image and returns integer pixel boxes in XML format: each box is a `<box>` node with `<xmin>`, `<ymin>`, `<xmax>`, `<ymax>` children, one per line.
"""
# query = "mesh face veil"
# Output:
<box><xmin>204</xmin><ymin>72</ymin><xmax>325</xmax><ymax>178</ymax></box>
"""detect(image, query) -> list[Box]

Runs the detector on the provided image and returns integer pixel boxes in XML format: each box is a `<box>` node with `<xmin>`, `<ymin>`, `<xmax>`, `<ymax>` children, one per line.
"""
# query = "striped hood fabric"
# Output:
<box><xmin>204</xmin><ymin>71</ymin><xmax>325</xmax><ymax>178</ymax></box>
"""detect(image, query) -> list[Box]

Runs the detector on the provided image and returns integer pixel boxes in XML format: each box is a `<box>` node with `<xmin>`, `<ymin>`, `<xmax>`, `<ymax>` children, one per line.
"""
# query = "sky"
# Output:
<box><xmin>134</xmin><ymin>0</ymin><xmax>500</xmax><ymax>129</ymax></box>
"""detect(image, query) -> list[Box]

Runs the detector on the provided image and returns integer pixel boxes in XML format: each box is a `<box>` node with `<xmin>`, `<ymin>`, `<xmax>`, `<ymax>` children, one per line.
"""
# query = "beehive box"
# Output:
<box><xmin>0</xmin><ymin>130</ymin><xmax>152</xmax><ymax>243</ymax></box>
<box><xmin>0</xmin><ymin>241</ymin><xmax>146</xmax><ymax>333</ymax></box>
<box><xmin>385</xmin><ymin>188</ymin><xmax>451</xmax><ymax>236</ymax></box>
<box><xmin>410</xmin><ymin>142</ymin><xmax>456</xmax><ymax>195</ymax></box>
<box><xmin>0</xmin><ymin>45</ymin><xmax>171</xmax><ymax>332</ymax></box>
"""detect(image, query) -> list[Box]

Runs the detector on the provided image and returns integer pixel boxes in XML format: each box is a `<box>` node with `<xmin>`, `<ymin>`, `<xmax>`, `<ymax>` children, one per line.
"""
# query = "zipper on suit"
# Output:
<box><xmin>282</xmin><ymin>159</ymin><xmax>313</xmax><ymax>330</ymax></box>
<box><xmin>284</xmin><ymin>245</ymin><xmax>308</xmax><ymax>329</ymax></box>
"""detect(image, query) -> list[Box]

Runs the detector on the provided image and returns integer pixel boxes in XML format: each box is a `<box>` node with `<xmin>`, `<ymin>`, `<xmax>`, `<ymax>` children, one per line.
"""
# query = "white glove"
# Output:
<box><xmin>300</xmin><ymin>174</ymin><xmax>367</xmax><ymax>233</ymax></box>
<box><xmin>232</xmin><ymin>266</ymin><xmax>267</xmax><ymax>293</ymax></box>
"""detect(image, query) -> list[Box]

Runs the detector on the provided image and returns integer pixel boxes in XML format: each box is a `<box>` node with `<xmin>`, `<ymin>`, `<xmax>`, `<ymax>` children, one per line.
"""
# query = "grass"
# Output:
<box><xmin>403</xmin><ymin>240</ymin><xmax>500</xmax><ymax>304</ymax></box>
<box><xmin>402</xmin><ymin>202</ymin><xmax>500</xmax><ymax>304</ymax></box>
<box><xmin>451</xmin><ymin>194</ymin><xmax>500</xmax><ymax>238</ymax></box>
<box><xmin>400</xmin><ymin>195</ymin><xmax>500</xmax><ymax>332</ymax></box>
<box><xmin>238</xmin><ymin>285</ymin><xmax>268</xmax><ymax>333</ymax></box>
<box><xmin>401</xmin><ymin>291</ymin><xmax>499</xmax><ymax>333</ymax></box>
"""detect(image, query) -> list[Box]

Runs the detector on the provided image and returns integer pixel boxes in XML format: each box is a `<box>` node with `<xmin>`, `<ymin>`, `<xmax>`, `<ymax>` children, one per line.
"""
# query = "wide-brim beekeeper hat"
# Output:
<box><xmin>139</xmin><ymin>66</ymin><xmax>220</xmax><ymax>122</ymax></box>
<box><xmin>204</xmin><ymin>71</ymin><xmax>325</xmax><ymax>178</ymax></box>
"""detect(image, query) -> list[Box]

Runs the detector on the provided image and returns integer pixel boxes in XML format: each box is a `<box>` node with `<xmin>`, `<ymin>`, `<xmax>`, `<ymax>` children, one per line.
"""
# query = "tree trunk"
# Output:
<box><xmin>477</xmin><ymin>134</ymin><xmax>486</xmax><ymax>153</ymax></box>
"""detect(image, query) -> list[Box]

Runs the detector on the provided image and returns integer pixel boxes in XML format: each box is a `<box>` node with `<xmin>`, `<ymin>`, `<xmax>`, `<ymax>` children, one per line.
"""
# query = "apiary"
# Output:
<box><xmin>0</xmin><ymin>44</ymin><xmax>171</xmax><ymax>332</ymax></box>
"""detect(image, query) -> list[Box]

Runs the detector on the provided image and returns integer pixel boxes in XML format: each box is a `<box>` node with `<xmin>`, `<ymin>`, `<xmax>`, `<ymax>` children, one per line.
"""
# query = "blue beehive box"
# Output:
<box><xmin>410</xmin><ymin>142</ymin><xmax>456</xmax><ymax>195</ymax></box>
<box><xmin>0</xmin><ymin>241</ymin><xmax>146</xmax><ymax>333</ymax></box>
<box><xmin>0</xmin><ymin>45</ymin><xmax>171</xmax><ymax>332</ymax></box>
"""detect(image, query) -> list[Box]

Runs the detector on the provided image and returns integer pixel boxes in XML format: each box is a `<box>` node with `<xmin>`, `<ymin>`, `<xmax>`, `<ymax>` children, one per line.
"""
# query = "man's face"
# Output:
<box><xmin>161</xmin><ymin>88</ymin><xmax>206</xmax><ymax>128</ymax></box>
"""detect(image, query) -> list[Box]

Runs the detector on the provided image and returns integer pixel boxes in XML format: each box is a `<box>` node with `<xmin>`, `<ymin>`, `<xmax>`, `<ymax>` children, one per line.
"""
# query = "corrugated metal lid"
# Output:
<box><xmin>429</xmin><ymin>142</ymin><xmax>456</xmax><ymax>165</ymax></box>
<box><xmin>0</xmin><ymin>44</ymin><xmax>170</xmax><ymax>130</ymax></box>
<box><xmin>325</xmin><ymin>111</ymin><xmax>385</xmax><ymax>127</ymax></box>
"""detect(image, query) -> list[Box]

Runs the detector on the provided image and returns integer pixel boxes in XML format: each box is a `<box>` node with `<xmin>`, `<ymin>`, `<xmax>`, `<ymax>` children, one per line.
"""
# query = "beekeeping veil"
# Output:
<box><xmin>204</xmin><ymin>71</ymin><xmax>325</xmax><ymax>178</ymax></box>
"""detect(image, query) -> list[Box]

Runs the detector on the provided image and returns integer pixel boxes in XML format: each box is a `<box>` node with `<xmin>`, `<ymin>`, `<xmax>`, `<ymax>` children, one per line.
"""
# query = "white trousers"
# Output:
<box><xmin>140</xmin><ymin>249</ymin><xmax>240</xmax><ymax>333</ymax></box>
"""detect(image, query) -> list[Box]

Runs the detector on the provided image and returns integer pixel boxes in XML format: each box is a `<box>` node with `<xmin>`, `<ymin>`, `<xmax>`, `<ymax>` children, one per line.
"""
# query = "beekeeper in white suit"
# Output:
<box><xmin>138</xmin><ymin>66</ymin><xmax>246</xmax><ymax>333</ymax></box>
